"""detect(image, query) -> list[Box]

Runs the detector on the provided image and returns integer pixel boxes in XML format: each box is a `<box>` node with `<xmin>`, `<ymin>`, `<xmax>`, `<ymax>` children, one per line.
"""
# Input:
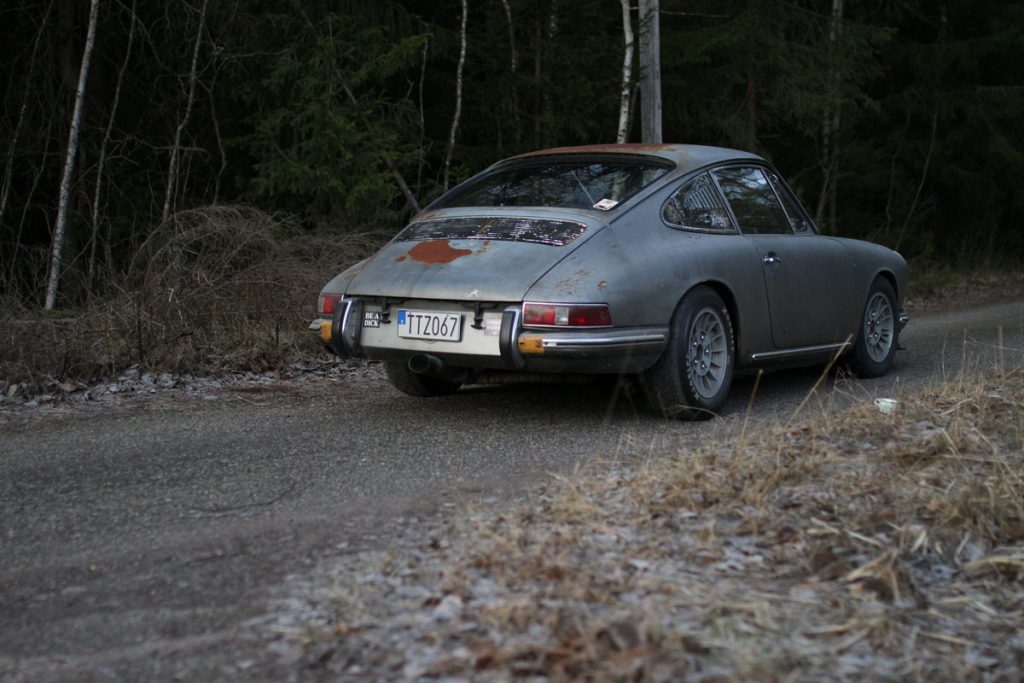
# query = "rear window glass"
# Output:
<box><xmin>396</xmin><ymin>217</ymin><xmax>587</xmax><ymax>247</ymax></box>
<box><xmin>438</xmin><ymin>160</ymin><xmax>670</xmax><ymax>210</ymax></box>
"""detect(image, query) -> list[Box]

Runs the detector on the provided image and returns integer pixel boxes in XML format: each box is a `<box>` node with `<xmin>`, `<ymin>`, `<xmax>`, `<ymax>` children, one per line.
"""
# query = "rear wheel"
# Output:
<box><xmin>643</xmin><ymin>286</ymin><xmax>735</xmax><ymax>420</ymax></box>
<box><xmin>847</xmin><ymin>278</ymin><xmax>898</xmax><ymax>378</ymax></box>
<box><xmin>383</xmin><ymin>361</ymin><xmax>462</xmax><ymax>397</ymax></box>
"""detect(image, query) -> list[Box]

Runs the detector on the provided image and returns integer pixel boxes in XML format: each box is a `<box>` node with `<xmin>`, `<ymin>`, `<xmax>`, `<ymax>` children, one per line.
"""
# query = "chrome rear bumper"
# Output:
<box><xmin>311</xmin><ymin>298</ymin><xmax>668</xmax><ymax>373</ymax></box>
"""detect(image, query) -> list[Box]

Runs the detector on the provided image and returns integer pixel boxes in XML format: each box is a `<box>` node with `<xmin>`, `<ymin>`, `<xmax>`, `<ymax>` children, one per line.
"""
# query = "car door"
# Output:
<box><xmin>712</xmin><ymin>165</ymin><xmax>855</xmax><ymax>349</ymax></box>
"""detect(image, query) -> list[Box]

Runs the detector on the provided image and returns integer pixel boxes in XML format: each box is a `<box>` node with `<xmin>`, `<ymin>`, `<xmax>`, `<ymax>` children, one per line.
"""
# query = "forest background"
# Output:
<box><xmin>0</xmin><ymin>0</ymin><xmax>1021</xmax><ymax>380</ymax></box>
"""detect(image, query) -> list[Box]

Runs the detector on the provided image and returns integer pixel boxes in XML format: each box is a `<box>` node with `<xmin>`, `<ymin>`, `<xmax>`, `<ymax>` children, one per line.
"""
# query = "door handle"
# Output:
<box><xmin>763</xmin><ymin>253</ymin><xmax>782</xmax><ymax>265</ymax></box>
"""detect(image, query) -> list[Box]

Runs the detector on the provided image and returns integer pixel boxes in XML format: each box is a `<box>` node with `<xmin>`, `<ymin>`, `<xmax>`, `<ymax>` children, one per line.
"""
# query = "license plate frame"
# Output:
<box><xmin>396</xmin><ymin>309</ymin><xmax>463</xmax><ymax>342</ymax></box>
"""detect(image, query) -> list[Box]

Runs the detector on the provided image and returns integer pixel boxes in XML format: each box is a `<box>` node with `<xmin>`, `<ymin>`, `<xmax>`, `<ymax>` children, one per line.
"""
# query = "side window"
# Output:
<box><xmin>712</xmin><ymin>166</ymin><xmax>792</xmax><ymax>235</ymax></box>
<box><xmin>662</xmin><ymin>173</ymin><xmax>735</xmax><ymax>232</ymax></box>
<box><xmin>767</xmin><ymin>173</ymin><xmax>813</xmax><ymax>233</ymax></box>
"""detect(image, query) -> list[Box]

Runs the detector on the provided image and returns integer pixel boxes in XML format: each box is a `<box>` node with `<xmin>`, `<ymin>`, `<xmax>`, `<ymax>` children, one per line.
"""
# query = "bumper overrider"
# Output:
<box><xmin>897</xmin><ymin>309</ymin><xmax>910</xmax><ymax>350</ymax></box>
<box><xmin>309</xmin><ymin>297</ymin><xmax>668</xmax><ymax>374</ymax></box>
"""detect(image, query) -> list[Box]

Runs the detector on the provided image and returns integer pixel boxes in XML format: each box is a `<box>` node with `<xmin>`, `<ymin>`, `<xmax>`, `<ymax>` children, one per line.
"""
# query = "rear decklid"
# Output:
<box><xmin>346</xmin><ymin>207</ymin><xmax>607</xmax><ymax>302</ymax></box>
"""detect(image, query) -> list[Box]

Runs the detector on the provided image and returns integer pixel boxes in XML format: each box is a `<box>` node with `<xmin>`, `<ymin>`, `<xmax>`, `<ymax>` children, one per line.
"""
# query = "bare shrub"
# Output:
<box><xmin>0</xmin><ymin>205</ymin><xmax>387</xmax><ymax>388</ymax></box>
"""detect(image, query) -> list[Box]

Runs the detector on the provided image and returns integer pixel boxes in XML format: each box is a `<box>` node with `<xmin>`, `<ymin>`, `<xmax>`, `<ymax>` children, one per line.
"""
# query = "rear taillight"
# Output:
<box><xmin>318</xmin><ymin>295</ymin><xmax>342</xmax><ymax>315</ymax></box>
<box><xmin>522</xmin><ymin>303</ymin><xmax>612</xmax><ymax>327</ymax></box>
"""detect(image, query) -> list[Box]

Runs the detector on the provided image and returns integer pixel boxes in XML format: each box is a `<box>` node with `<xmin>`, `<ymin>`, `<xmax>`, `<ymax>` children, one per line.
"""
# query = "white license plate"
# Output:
<box><xmin>397</xmin><ymin>310</ymin><xmax>463</xmax><ymax>342</ymax></box>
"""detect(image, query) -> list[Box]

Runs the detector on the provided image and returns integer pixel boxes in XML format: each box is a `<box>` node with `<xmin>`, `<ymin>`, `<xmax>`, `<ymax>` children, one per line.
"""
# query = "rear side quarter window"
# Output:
<box><xmin>662</xmin><ymin>173</ymin><xmax>735</xmax><ymax>232</ymax></box>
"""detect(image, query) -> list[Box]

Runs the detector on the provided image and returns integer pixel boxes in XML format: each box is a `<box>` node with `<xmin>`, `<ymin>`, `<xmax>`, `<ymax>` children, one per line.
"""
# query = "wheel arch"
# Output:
<box><xmin>673</xmin><ymin>279</ymin><xmax>740</xmax><ymax>352</ymax></box>
<box><xmin>872</xmin><ymin>269</ymin><xmax>898</xmax><ymax>297</ymax></box>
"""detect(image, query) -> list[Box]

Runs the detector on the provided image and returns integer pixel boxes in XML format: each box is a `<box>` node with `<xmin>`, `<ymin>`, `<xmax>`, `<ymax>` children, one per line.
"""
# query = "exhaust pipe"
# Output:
<box><xmin>407</xmin><ymin>354</ymin><xmax>469</xmax><ymax>383</ymax></box>
<box><xmin>408</xmin><ymin>354</ymin><xmax>443</xmax><ymax>375</ymax></box>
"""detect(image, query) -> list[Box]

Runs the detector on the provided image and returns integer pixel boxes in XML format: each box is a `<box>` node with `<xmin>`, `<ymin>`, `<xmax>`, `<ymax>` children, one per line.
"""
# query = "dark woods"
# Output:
<box><xmin>2</xmin><ymin>0</ymin><xmax>1022</xmax><ymax>308</ymax></box>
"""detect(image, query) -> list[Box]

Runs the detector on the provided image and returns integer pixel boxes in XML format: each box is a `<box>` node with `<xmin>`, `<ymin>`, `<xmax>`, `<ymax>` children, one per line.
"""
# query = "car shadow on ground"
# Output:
<box><xmin>397</xmin><ymin>363</ymin><xmax>860</xmax><ymax>424</ymax></box>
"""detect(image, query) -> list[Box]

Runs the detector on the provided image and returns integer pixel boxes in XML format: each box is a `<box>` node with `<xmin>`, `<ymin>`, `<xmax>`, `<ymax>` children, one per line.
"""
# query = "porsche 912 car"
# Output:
<box><xmin>311</xmin><ymin>144</ymin><xmax>908</xmax><ymax>419</ymax></box>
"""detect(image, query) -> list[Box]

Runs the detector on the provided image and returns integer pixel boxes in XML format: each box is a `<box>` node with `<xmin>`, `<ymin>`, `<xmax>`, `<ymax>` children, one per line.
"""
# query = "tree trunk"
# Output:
<box><xmin>638</xmin><ymin>0</ymin><xmax>662</xmax><ymax>143</ymax></box>
<box><xmin>416</xmin><ymin>36</ymin><xmax>430</xmax><ymax>195</ymax></box>
<box><xmin>8</xmin><ymin>117</ymin><xmax>55</xmax><ymax>289</ymax></box>
<box><xmin>499</xmin><ymin>0</ymin><xmax>521</xmax><ymax>147</ymax></box>
<box><xmin>442</xmin><ymin>0</ymin><xmax>468</xmax><ymax>192</ymax></box>
<box><xmin>162</xmin><ymin>0</ymin><xmax>209</xmax><ymax>223</ymax></box>
<box><xmin>0</xmin><ymin>0</ymin><xmax>55</xmax><ymax>232</ymax></box>
<box><xmin>616</xmin><ymin>0</ymin><xmax>635</xmax><ymax>144</ymax></box>
<box><xmin>745</xmin><ymin>24</ymin><xmax>758</xmax><ymax>149</ymax></box>
<box><xmin>815</xmin><ymin>0</ymin><xmax>844</xmax><ymax>232</ymax></box>
<box><xmin>45</xmin><ymin>0</ymin><xmax>101</xmax><ymax>310</ymax></box>
<box><xmin>88</xmin><ymin>0</ymin><xmax>137</xmax><ymax>298</ymax></box>
<box><xmin>533</xmin><ymin>18</ymin><xmax>542</xmax><ymax>148</ymax></box>
<box><xmin>541</xmin><ymin>1</ymin><xmax>558</xmax><ymax>148</ymax></box>
<box><xmin>210</xmin><ymin>66</ymin><xmax>227</xmax><ymax>204</ymax></box>
<box><xmin>895</xmin><ymin>3</ymin><xmax>946</xmax><ymax>250</ymax></box>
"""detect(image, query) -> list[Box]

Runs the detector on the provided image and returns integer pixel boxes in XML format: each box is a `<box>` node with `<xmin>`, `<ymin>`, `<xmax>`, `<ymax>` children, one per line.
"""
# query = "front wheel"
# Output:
<box><xmin>847</xmin><ymin>278</ymin><xmax>898</xmax><ymax>378</ymax></box>
<box><xmin>383</xmin><ymin>361</ymin><xmax>462</xmax><ymax>397</ymax></box>
<box><xmin>643</xmin><ymin>286</ymin><xmax>735</xmax><ymax>420</ymax></box>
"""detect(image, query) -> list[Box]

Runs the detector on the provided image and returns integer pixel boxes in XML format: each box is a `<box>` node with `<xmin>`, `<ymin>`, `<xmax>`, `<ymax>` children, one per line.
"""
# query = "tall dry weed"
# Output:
<box><xmin>313</xmin><ymin>367</ymin><xmax>1024</xmax><ymax>680</ymax></box>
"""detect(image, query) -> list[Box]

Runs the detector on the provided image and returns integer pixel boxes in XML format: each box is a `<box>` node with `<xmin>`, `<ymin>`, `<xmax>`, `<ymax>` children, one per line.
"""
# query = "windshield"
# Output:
<box><xmin>438</xmin><ymin>159</ymin><xmax>671</xmax><ymax>211</ymax></box>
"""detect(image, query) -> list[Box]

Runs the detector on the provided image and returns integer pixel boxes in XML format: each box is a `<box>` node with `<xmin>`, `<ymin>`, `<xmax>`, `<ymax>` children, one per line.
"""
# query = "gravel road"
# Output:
<box><xmin>2</xmin><ymin>299</ymin><xmax>1022</xmax><ymax>681</ymax></box>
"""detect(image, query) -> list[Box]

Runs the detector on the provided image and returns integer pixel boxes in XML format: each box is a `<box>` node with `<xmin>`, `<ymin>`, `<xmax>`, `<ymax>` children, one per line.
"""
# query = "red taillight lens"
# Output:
<box><xmin>318</xmin><ymin>295</ymin><xmax>342</xmax><ymax>315</ymax></box>
<box><xmin>522</xmin><ymin>303</ymin><xmax>612</xmax><ymax>327</ymax></box>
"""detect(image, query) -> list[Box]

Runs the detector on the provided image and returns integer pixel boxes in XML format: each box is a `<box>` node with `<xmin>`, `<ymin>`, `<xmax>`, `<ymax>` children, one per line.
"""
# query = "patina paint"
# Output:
<box><xmin>407</xmin><ymin>240</ymin><xmax>473</xmax><ymax>264</ymax></box>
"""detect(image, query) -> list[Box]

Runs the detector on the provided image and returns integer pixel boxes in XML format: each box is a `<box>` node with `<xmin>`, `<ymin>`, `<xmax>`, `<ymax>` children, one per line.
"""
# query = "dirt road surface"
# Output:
<box><xmin>2</xmin><ymin>299</ymin><xmax>1022</xmax><ymax>681</ymax></box>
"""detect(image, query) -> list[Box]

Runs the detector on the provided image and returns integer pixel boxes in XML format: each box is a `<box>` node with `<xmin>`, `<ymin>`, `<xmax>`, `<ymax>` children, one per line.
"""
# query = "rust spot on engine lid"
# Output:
<box><xmin>406</xmin><ymin>240</ymin><xmax>473</xmax><ymax>264</ymax></box>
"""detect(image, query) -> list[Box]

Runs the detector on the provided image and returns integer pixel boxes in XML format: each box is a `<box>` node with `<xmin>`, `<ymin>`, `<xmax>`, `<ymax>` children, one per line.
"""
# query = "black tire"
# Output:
<box><xmin>383</xmin><ymin>360</ymin><xmax>462</xmax><ymax>397</ymax></box>
<box><xmin>847</xmin><ymin>278</ymin><xmax>898</xmax><ymax>378</ymax></box>
<box><xmin>643</xmin><ymin>286</ymin><xmax>735</xmax><ymax>420</ymax></box>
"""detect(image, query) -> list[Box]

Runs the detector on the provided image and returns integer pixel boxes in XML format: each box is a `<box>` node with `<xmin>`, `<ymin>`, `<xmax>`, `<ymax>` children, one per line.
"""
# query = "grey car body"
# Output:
<box><xmin>312</xmin><ymin>144</ymin><xmax>908</xmax><ymax>417</ymax></box>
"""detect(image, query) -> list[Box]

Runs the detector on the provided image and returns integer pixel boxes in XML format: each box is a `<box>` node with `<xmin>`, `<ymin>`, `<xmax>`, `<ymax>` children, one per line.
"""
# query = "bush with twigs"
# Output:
<box><xmin>0</xmin><ymin>205</ymin><xmax>385</xmax><ymax>391</ymax></box>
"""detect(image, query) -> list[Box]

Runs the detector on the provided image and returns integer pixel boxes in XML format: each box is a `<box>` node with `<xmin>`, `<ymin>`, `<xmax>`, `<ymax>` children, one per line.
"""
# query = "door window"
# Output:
<box><xmin>767</xmin><ymin>173</ymin><xmax>814</xmax><ymax>233</ymax></box>
<box><xmin>713</xmin><ymin>167</ymin><xmax>792</xmax><ymax>235</ymax></box>
<box><xmin>662</xmin><ymin>173</ymin><xmax>735</xmax><ymax>232</ymax></box>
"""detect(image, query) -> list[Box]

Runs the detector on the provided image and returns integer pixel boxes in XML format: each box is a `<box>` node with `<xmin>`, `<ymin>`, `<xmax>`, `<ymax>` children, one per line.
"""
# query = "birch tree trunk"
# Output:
<box><xmin>616</xmin><ymin>0</ymin><xmax>635</xmax><ymax>143</ymax></box>
<box><xmin>88</xmin><ymin>0</ymin><xmax>137</xmax><ymax>297</ymax></box>
<box><xmin>45</xmin><ymin>0</ymin><xmax>101</xmax><ymax>310</ymax></box>
<box><xmin>0</xmin><ymin>0</ymin><xmax>55</xmax><ymax>231</ymax></box>
<box><xmin>638</xmin><ymin>0</ymin><xmax>662</xmax><ymax>144</ymax></box>
<box><xmin>162</xmin><ymin>0</ymin><xmax>209</xmax><ymax>223</ymax></box>
<box><xmin>442</xmin><ymin>0</ymin><xmax>468</xmax><ymax>192</ymax></box>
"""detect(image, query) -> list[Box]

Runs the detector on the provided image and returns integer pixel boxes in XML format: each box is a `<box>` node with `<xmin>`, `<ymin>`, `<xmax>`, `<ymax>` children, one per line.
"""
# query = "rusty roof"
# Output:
<box><xmin>506</xmin><ymin>143</ymin><xmax>764</xmax><ymax>172</ymax></box>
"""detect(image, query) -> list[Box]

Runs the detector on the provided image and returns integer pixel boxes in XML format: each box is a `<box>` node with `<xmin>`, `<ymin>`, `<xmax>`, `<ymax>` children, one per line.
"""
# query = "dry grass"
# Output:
<box><xmin>0</xmin><ymin>205</ymin><xmax>385</xmax><ymax>390</ymax></box>
<box><xmin>299</xmin><ymin>368</ymin><xmax>1024</xmax><ymax>681</ymax></box>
